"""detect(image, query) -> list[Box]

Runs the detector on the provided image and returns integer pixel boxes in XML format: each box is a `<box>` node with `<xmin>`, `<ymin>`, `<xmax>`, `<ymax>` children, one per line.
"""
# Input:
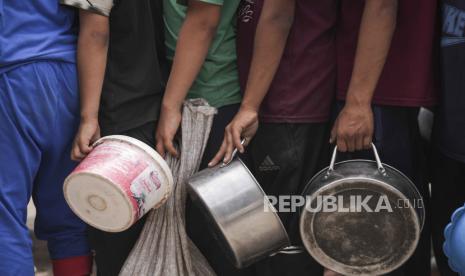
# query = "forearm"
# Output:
<box><xmin>241</xmin><ymin>0</ymin><xmax>295</xmax><ymax>112</ymax></box>
<box><xmin>162</xmin><ymin>4</ymin><xmax>220</xmax><ymax>111</ymax></box>
<box><xmin>345</xmin><ymin>0</ymin><xmax>397</xmax><ymax>106</ymax></box>
<box><xmin>77</xmin><ymin>10</ymin><xmax>109</xmax><ymax>120</ymax></box>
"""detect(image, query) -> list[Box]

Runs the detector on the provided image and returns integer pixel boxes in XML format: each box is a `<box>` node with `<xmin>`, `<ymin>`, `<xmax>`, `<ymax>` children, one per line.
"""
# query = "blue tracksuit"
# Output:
<box><xmin>0</xmin><ymin>1</ymin><xmax>89</xmax><ymax>275</ymax></box>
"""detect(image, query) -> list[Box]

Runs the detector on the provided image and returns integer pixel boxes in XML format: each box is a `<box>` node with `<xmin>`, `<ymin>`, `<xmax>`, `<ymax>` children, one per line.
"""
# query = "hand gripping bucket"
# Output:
<box><xmin>64</xmin><ymin>135</ymin><xmax>173</xmax><ymax>232</ymax></box>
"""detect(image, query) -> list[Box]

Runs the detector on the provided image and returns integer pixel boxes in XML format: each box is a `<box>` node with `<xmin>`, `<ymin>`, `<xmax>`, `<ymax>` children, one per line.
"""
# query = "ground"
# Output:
<box><xmin>27</xmin><ymin>201</ymin><xmax>53</xmax><ymax>276</ymax></box>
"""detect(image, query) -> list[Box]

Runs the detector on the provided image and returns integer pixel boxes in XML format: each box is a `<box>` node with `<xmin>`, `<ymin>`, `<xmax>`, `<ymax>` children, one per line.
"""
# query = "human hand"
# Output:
<box><xmin>71</xmin><ymin>117</ymin><xmax>101</xmax><ymax>161</ymax></box>
<box><xmin>330</xmin><ymin>102</ymin><xmax>374</xmax><ymax>152</ymax></box>
<box><xmin>208</xmin><ymin>107</ymin><xmax>259</xmax><ymax>167</ymax></box>
<box><xmin>155</xmin><ymin>105</ymin><xmax>181</xmax><ymax>158</ymax></box>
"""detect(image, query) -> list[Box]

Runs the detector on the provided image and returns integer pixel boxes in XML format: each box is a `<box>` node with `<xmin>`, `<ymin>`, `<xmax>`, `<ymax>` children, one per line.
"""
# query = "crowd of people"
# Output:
<box><xmin>0</xmin><ymin>0</ymin><xmax>464</xmax><ymax>275</ymax></box>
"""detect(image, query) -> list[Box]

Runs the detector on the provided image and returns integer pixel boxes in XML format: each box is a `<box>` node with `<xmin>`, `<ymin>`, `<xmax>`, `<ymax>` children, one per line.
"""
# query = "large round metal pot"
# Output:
<box><xmin>300</xmin><ymin>144</ymin><xmax>425</xmax><ymax>275</ymax></box>
<box><xmin>187</xmin><ymin>158</ymin><xmax>291</xmax><ymax>268</ymax></box>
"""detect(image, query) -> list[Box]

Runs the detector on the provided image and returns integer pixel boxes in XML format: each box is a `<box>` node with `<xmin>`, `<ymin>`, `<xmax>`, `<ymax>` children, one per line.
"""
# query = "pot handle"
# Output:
<box><xmin>270</xmin><ymin>245</ymin><xmax>305</xmax><ymax>256</ymax></box>
<box><xmin>220</xmin><ymin>139</ymin><xmax>247</xmax><ymax>167</ymax></box>
<box><xmin>327</xmin><ymin>143</ymin><xmax>386</xmax><ymax>175</ymax></box>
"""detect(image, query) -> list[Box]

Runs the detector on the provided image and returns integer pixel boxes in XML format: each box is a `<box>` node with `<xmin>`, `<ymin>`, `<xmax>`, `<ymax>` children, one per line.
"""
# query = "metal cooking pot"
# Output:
<box><xmin>300</xmin><ymin>144</ymin><xmax>425</xmax><ymax>276</ymax></box>
<box><xmin>187</xmin><ymin>151</ymin><xmax>296</xmax><ymax>268</ymax></box>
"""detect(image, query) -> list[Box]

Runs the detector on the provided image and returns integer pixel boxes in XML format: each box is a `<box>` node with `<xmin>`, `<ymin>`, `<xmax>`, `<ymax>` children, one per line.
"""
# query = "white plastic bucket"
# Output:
<box><xmin>64</xmin><ymin>135</ymin><xmax>173</xmax><ymax>232</ymax></box>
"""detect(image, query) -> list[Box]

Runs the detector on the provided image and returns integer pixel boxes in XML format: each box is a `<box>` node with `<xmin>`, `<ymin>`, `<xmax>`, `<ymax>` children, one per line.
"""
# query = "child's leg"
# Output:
<box><xmin>0</xmin><ymin>69</ymin><xmax>42</xmax><ymax>276</ymax></box>
<box><xmin>0</xmin><ymin>62</ymin><xmax>91</xmax><ymax>275</ymax></box>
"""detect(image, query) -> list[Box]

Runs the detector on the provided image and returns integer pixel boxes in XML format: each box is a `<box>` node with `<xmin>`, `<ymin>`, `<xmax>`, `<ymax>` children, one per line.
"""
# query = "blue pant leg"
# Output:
<box><xmin>29</xmin><ymin>62</ymin><xmax>90</xmax><ymax>260</ymax></box>
<box><xmin>0</xmin><ymin>70</ymin><xmax>47</xmax><ymax>276</ymax></box>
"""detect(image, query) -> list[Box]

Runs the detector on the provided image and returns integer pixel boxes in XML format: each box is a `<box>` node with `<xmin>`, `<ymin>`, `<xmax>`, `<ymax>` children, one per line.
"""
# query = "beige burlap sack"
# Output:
<box><xmin>120</xmin><ymin>99</ymin><xmax>217</xmax><ymax>276</ymax></box>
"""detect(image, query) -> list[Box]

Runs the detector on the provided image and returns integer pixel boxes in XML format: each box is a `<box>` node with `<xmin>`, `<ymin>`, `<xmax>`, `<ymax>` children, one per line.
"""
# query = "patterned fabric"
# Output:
<box><xmin>61</xmin><ymin>0</ymin><xmax>114</xmax><ymax>16</ymax></box>
<box><xmin>121</xmin><ymin>99</ymin><xmax>217</xmax><ymax>276</ymax></box>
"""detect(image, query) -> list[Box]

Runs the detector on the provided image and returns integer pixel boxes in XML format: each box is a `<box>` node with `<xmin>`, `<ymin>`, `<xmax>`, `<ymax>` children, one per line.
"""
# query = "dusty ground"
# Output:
<box><xmin>27</xmin><ymin>201</ymin><xmax>53</xmax><ymax>276</ymax></box>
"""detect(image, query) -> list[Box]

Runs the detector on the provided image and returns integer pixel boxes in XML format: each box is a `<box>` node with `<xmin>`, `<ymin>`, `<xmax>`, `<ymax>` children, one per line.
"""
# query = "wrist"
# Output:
<box><xmin>162</xmin><ymin>99</ymin><xmax>183</xmax><ymax>112</ymax></box>
<box><xmin>239</xmin><ymin>102</ymin><xmax>260</xmax><ymax>113</ymax></box>
<box><xmin>345</xmin><ymin>93</ymin><xmax>372</xmax><ymax>109</ymax></box>
<box><xmin>80</xmin><ymin>113</ymin><xmax>98</xmax><ymax>123</ymax></box>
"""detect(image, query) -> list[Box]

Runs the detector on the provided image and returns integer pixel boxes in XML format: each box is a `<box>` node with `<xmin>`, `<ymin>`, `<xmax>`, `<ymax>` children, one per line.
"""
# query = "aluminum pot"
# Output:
<box><xmin>300</xmin><ymin>144</ymin><xmax>425</xmax><ymax>276</ymax></box>
<box><xmin>187</xmin><ymin>155</ymin><xmax>294</xmax><ymax>268</ymax></box>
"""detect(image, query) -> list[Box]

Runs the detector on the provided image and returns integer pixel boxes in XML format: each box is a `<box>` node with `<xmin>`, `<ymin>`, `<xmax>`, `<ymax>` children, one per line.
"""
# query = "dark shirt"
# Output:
<box><xmin>63</xmin><ymin>0</ymin><xmax>168</xmax><ymax>133</ymax></box>
<box><xmin>435</xmin><ymin>0</ymin><xmax>465</xmax><ymax>162</ymax></box>
<box><xmin>237</xmin><ymin>0</ymin><xmax>338</xmax><ymax>123</ymax></box>
<box><xmin>336</xmin><ymin>0</ymin><xmax>439</xmax><ymax>107</ymax></box>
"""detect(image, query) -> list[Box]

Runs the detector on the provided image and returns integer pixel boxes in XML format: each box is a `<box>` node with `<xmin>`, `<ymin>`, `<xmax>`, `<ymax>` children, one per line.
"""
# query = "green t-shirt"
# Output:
<box><xmin>164</xmin><ymin>0</ymin><xmax>242</xmax><ymax>108</ymax></box>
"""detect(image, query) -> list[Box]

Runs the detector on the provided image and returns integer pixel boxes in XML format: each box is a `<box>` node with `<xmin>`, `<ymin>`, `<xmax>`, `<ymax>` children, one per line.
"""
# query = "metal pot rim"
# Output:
<box><xmin>298</xmin><ymin>154</ymin><xmax>425</xmax><ymax>275</ymax></box>
<box><xmin>303</xmin><ymin>160</ymin><xmax>423</xmax><ymax>214</ymax></box>
<box><xmin>187</xmin><ymin>158</ymin><xmax>290</xmax><ymax>268</ymax></box>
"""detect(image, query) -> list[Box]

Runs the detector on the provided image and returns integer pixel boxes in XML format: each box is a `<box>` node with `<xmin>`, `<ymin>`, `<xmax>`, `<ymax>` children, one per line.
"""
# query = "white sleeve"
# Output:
<box><xmin>61</xmin><ymin>0</ymin><xmax>114</xmax><ymax>17</ymax></box>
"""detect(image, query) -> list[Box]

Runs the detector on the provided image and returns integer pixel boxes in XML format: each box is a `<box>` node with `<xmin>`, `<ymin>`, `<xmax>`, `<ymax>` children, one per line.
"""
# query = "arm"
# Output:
<box><xmin>209</xmin><ymin>0</ymin><xmax>295</xmax><ymax>166</ymax></box>
<box><xmin>71</xmin><ymin>10</ymin><xmax>110</xmax><ymax>160</ymax></box>
<box><xmin>330</xmin><ymin>0</ymin><xmax>398</xmax><ymax>152</ymax></box>
<box><xmin>156</xmin><ymin>0</ymin><xmax>221</xmax><ymax>157</ymax></box>
<box><xmin>325</xmin><ymin>4</ymin><xmax>397</xmax><ymax>272</ymax></box>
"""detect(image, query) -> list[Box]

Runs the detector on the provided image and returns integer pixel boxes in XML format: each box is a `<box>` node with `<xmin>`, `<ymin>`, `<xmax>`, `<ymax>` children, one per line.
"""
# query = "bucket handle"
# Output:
<box><xmin>327</xmin><ymin>143</ymin><xmax>386</xmax><ymax>176</ymax></box>
<box><xmin>220</xmin><ymin>139</ymin><xmax>246</xmax><ymax>167</ymax></box>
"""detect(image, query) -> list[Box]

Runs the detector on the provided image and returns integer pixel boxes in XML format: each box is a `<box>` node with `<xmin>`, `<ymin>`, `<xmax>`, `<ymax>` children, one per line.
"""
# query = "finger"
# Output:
<box><xmin>209</xmin><ymin>140</ymin><xmax>228</xmax><ymax>167</ymax></box>
<box><xmin>337</xmin><ymin>136</ymin><xmax>348</xmax><ymax>152</ymax></box>
<box><xmin>156</xmin><ymin>139</ymin><xmax>166</xmax><ymax>158</ymax></box>
<box><xmin>345</xmin><ymin>133</ymin><xmax>356</xmax><ymax>152</ymax></box>
<box><xmin>71</xmin><ymin>146</ymin><xmax>85</xmax><ymax>161</ymax></box>
<box><xmin>79</xmin><ymin>139</ymin><xmax>93</xmax><ymax>154</ymax></box>
<box><xmin>231</xmin><ymin>126</ymin><xmax>244</xmax><ymax>153</ymax></box>
<box><xmin>164</xmin><ymin>138</ymin><xmax>178</xmax><ymax>158</ymax></box>
<box><xmin>355</xmin><ymin>134</ymin><xmax>364</xmax><ymax>151</ymax></box>
<box><xmin>243</xmin><ymin>136</ymin><xmax>251</xmax><ymax>146</ymax></box>
<box><xmin>70</xmin><ymin>146</ymin><xmax>78</xmax><ymax>161</ymax></box>
<box><xmin>91</xmin><ymin>132</ymin><xmax>101</xmax><ymax>145</ymax></box>
<box><xmin>223</xmin><ymin>130</ymin><xmax>234</xmax><ymax>163</ymax></box>
<box><xmin>363</xmin><ymin>135</ymin><xmax>372</xmax><ymax>149</ymax></box>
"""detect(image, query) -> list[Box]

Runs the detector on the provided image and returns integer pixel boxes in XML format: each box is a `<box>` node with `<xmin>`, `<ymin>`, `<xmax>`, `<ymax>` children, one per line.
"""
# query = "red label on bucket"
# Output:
<box><xmin>65</xmin><ymin>136</ymin><xmax>171</xmax><ymax>231</ymax></box>
<box><xmin>73</xmin><ymin>142</ymin><xmax>150</xmax><ymax>219</ymax></box>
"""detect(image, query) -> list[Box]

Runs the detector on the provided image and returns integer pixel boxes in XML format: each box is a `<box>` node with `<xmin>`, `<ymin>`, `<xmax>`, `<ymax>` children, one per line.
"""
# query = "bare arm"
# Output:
<box><xmin>330</xmin><ymin>0</ymin><xmax>398</xmax><ymax>152</ymax></box>
<box><xmin>162</xmin><ymin>0</ymin><xmax>221</xmax><ymax>111</ymax></box>
<box><xmin>240</xmin><ymin>0</ymin><xmax>295</xmax><ymax>113</ymax></box>
<box><xmin>156</xmin><ymin>0</ymin><xmax>221</xmax><ymax>157</ymax></box>
<box><xmin>71</xmin><ymin>10</ymin><xmax>109</xmax><ymax>160</ymax></box>
<box><xmin>209</xmin><ymin>0</ymin><xmax>295</xmax><ymax>166</ymax></box>
<box><xmin>327</xmin><ymin>7</ymin><xmax>397</xmax><ymax>271</ymax></box>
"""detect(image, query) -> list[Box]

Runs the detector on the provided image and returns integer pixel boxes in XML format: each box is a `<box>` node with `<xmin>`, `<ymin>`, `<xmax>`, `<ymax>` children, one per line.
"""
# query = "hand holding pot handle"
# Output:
<box><xmin>327</xmin><ymin>143</ymin><xmax>386</xmax><ymax>175</ymax></box>
<box><xmin>220</xmin><ymin>139</ymin><xmax>247</xmax><ymax>167</ymax></box>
